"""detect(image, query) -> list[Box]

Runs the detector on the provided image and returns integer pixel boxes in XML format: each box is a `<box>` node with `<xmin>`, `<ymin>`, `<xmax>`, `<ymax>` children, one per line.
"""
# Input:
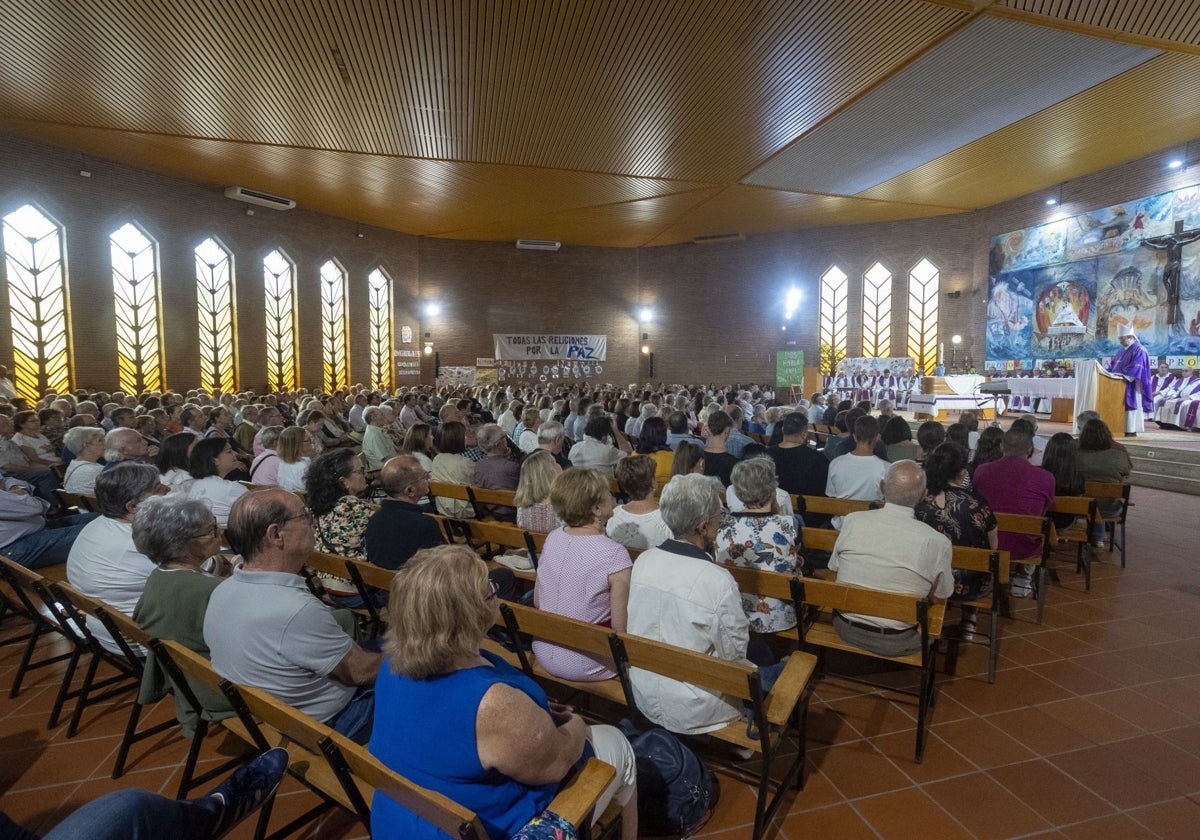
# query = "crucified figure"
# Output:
<box><xmin>1141</xmin><ymin>220</ymin><xmax>1200</xmax><ymax>334</ymax></box>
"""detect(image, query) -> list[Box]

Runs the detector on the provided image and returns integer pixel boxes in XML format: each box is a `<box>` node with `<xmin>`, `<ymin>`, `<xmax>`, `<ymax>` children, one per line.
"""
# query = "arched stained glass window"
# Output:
<box><xmin>111</xmin><ymin>223</ymin><xmax>164</xmax><ymax>394</ymax></box>
<box><xmin>264</xmin><ymin>249</ymin><xmax>298</xmax><ymax>392</ymax></box>
<box><xmin>1</xmin><ymin>204</ymin><xmax>72</xmax><ymax>401</ymax></box>
<box><xmin>320</xmin><ymin>259</ymin><xmax>349</xmax><ymax>392</ymax></box>
<box><xmin>861</xmin><ymin>261</ymin><xmax>892</xmax><ymax>358</ymax></box>
<box><xmin>195</xmin><ymin>237</ymin><xmax>238</xmax><ymax>394</ymax></box>
<box><xmin>819</xmin><ymin>265</ymin><xmax>848</xmax><ymax>373</ymax></box>
<box><xmin>367</xmin><ymin>268</ymin><xmax>393</xmax><ymax>390</ymax></box>
<box><xmin>908</xmin><ymin>258</ymin><xmax>940</xmax><ymax>375</ymax></box>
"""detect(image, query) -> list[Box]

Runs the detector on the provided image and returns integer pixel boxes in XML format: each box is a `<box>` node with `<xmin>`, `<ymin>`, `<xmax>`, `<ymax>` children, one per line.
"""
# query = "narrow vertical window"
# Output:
<box><xmin>110</xmin><ymin>223</ymin><xmax>164</xmax><ymax>394</ymax></box>
<box><xmin>195</xmin><ymin>237</ymin><xmax>238</xmax><ymax>394</ymax></box>
<box><xmin>367</xmin><ymin>268</ymin><xmax>393</xmax><ymax>390</ymax></box>
<box><xmin>320</xmin><ymin>259</ymin><xmax>349</xmax><ymax>392</ymax></box>
<box><xmin>819</xmin><ymin>265</ymin><xmax>849</xmax><ymax>373</ymax></box>
<box><xmin>1</xmin><ymin>204</ymin><xmax>72</xmax><ymax>401</ymax></box>
<box><xmin>861</xmin><ymin>261</ymin><xmax>892</xmax><ymax>358</ymax></box>
<box><xmin>263</xmin><ymin>249</ymin><xmax>298</xmax><ymax>392</ymax></box>
<box><xmin>908</xmin><ymin>258</ymin><xmax>940</xmax><ymax>375</ymax></box>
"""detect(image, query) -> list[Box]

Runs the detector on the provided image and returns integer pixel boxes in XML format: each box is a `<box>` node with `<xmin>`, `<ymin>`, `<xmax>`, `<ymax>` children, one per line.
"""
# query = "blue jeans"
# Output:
<box><xmin>3</xmin><ymin>516</ymin><xmax>94</xmax><ymax>569</ymax></box>
<box><xmin>0</xmin><ymin>789</ymin><xmax>223</xmax><ymax>840</ymax></box>
<box><xmin>326</xmin><ymin>684</ymin><xmax>375</xmax><ymax>744</ymax></box>
<box><xmin>8</xmin><ymin>469</ymin><xmax>60</xmax><ymax>509</ymax></box>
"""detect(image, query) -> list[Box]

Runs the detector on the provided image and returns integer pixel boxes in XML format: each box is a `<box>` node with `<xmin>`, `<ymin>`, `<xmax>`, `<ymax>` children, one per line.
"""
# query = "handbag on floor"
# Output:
<box><xmin>619</xmin><ymin>720</ymin><xmax>719</xmax><ymax>838</ymax></box>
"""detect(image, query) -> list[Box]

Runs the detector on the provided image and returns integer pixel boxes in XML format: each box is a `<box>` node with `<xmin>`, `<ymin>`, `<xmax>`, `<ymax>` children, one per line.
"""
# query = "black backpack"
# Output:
<box><xmin>619</xmin><ymin>721</ymin><xmax>719</xmax><ymax>837</ymax></box>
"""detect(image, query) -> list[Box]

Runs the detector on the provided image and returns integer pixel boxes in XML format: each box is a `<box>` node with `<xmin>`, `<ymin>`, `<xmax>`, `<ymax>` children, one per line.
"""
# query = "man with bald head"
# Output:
<box><xmin>102</xmin><ymin>427</ymin><xmax>151</xmax><ymax>469</ymax></box>
<box><xmin>363</xmin><ymin>455</ymin><xmax>444</xmax><ymax>569</ymax></box>
<box><xmin>204</xmin><ymin>489</ymin><xmax>383</xmax><ymax>743</ymax></box>
<box><xmin>827</xmin><ymin>460</ymin><xmax>954</xmax><ymax>656</ymax></box>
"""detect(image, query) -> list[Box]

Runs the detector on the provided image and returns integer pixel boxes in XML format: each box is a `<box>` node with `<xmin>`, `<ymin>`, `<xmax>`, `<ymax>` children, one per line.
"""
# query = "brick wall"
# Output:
<box><xmin>0</xmin><ymin>132</ymin><xmax>1195</xmax><ymax>393</ymax></box>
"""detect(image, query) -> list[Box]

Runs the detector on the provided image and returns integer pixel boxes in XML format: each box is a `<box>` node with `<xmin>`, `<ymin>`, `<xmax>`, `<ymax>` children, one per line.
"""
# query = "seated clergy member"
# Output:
<box><xmin>627</xmin><ymin>473</ymin><xmax>784</xmax><ymax>735</ymax></box>
<box><xmin>828</xmin><ymin>460</ymin><xmax>954</xmax><ymax>657</ymax></box>
<box><xmin>204</xmin><ymin>489</ymin><xmax>383</xmax><ymax>744</ymax></box>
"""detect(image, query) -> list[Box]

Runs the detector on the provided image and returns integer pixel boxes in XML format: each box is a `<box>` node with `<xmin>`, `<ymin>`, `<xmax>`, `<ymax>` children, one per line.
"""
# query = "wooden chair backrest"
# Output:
<box><xmin>613</xmin><ymin>631</ymin><xmax>756</xmax><ymax>700</ymax></box>
<box><xmin>950</xmin><ymin>546</ymin><xmax>1011</xmax><ymax>584</ymax></box>
<box><xmin>305</xmin><ymin>551</ymin><xmax>352</xmax><ymax>579</ymax></box>
<box><xmin>427</xmin><ymin>481</ymin><xmax>472</xmax><ymax>502</ymax></box>
<box><xmin>795</xmin><ymin>496</ymin><xmax>874</xmax><ymax>518</ymax></box>
<box><xmin>56</xmin><ymin>489</ymin><xmax>96</xmax><ymax>512</ymax></box>
<box><xmin>500</xmin><ymin>602</ymin><xmax>617</xmax><ymax>664</ymax></box>
<box><xmin>792</xmin><ymin>575</ymin><xmax>945</xmax><ymax>635</ymax></box>
<box><xmin>0</xmin><ymin>556</ymin><xmax>56</xmax><ymax>622</ymax></box>
<box><xmin>1082</xmin><ymin>480</ymin><xmax>1130</xmax><ymax>515</ymax></box>
<box><xmin>322</xmin><ymin>729</ymin><xmax>487</xmax><ymax>840</ymax></box>
<box><xmin>801</xmin><ymin>527</ymin><xmax>838</xmax><ymax>553</ymax></box>
<box><xmin>342</xmin><ymin>556</ymin><xmax>398</xmax><ymax>591</ymax></box>
<box><xmin>467</xmin><ymin>485</ymin><xmax>517</xmax><ymax>508</ymax></box>
<box><xmin>1049</xmin><ymin>495</ymin><xmax>1097</xmax><ymax>521</ymax></box>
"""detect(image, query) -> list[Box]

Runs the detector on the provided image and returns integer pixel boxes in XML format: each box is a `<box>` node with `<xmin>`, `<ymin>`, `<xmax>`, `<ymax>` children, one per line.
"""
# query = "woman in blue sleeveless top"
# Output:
<box><xmin>369</xmin><ymin>545</ymin><xmax>638</xmax><ymax>839</ymax></box>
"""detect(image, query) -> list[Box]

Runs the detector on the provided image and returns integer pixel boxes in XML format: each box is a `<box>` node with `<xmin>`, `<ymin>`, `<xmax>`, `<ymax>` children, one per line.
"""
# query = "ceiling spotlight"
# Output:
<box><xmin>1168</xmin><ymin>159</ymin><xmax>1184</xmax><ymax>169</ymax></box>
<box><xmin>641</xmin><ymin>345</ymin><xmax>651</xmax><ymax>355</ymax></box>
<box><xmin>424</xmin><ymin>302</ymin><xmax>441</xmax><ymax>317</ymax></box>
<box><xmin>639</xmin><ymin>307</ymin><xmax>653</xmax><ymax>323</ymax></box>
<box><xmin>1045</xmin><ymin>197</ymin><xmax>1058</xmax><ymax>206</ymax></box>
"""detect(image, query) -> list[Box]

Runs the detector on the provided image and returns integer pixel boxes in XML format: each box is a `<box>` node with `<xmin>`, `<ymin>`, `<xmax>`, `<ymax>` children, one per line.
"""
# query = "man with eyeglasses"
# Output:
<box><xmin>204</xmin><ymin>489</ymin><xmax>383</xmax><ymax>744</ymax></box>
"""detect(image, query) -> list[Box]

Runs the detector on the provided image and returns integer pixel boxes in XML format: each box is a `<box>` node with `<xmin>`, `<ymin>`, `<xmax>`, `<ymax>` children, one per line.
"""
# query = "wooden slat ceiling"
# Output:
<box><xmin>0</xmin><ymin>0</ymin><xmax>1198</xmax><ymax>247</ymax></box>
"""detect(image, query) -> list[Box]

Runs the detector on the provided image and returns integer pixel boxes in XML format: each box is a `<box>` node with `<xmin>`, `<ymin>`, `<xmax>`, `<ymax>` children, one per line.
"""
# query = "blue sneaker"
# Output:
<box><xmin>207</xmin><ymin>747</ymin><xmax>290</xmax><ymax>838</ymax></box>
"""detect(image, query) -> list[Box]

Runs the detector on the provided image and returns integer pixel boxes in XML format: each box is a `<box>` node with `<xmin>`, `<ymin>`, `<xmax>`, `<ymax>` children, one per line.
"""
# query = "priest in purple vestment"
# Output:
<box><xmin>1108</xmin><ymin>323</ymin><xmax>1153</xmax><ymax>435</ymax></box>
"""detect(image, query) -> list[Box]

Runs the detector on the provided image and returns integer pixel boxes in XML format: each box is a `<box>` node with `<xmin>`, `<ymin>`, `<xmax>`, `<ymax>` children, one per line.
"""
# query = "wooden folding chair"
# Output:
<box><xmin>948</xmin><ymin>546</ymin><xmax>1010</xmax><ymax>684</ymax></box>
<box><xmin>0</xmin><ymin>556</ymin><xmax>77</xmax><ymax>701</ymax></box>
<box><xmin>994</xmin><ymin>512</ymin><xmax>1054</xmax><ymax>624</ymax></box>
<box><xmin>1083</xmin><ymin>480</ymin><xmax>1131</xmax><ymax>567</ymax></box>
<box><xmin>1049</xmin><ymin>495</ymin><xmax>1098</xmax><ymax>591</ymax></box>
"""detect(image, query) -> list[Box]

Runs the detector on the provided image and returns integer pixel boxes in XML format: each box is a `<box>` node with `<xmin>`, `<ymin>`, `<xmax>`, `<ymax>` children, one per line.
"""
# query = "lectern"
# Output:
<box><xmin>1073</xmin><ymin>360</ymin><xmax>1129</xmax><ymax>435</ymax></box>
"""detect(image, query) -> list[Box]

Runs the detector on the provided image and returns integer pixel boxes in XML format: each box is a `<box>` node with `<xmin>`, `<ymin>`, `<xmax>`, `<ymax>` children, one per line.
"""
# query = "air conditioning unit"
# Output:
<box><xmin>223</xmin><ymin>186</ymin><xmax>296</xmax><ymax>210</ymax></box>
<box><xmin>692</xmin><ymin>232</ymin><xmax>745</xmax><ymax>245</ymax></box>
<box><xmin>516</xmin><ymin>239</ymin><xmax>561</xmax><ymax>251</ymax></box>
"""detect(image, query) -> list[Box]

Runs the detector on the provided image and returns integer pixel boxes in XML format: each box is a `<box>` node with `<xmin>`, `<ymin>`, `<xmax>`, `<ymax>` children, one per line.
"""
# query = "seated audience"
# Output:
<box><xmin>915</xmin><ymin>420</ymin><xmax>946</xmax><ymax>462</ymax></box>
<box><xmin>606</xmin><ymin>455</ymin><xmax>671</xmax><ymax>550</ymax></box>
<box><xmin>430</xmin><ymin>421</ymin><xmax>476</xmax><ymax>519</ymax></box>
<box><xmin>701</xmin><ymin>410</ymin><xmax>739</xmax><ymax>487</ymax></box>
<box><xmin>1041</xmin><ymin>432</ymin><xmax>1084</xmax><ymax>531</ymax></box>
<box><xmin>400</xmin><ymin>423</ymin><xmax>436</xmax><ymax>474</ymax></box>
<box><xmin>62</xmin><ymin>425</ymin><xmax>106</xmax><ymax>494</ymax></box>
<box><xmin>185</xmin><ymin>437</ymin><xmax>250</xmax><ymax>527</ymax></box>
<box><xmin>307</xmin><ymin>449</ymin><xmax>375</xmax><ymax>603</ymax></box>
<box><xmin>514</xmin><ymin>449</ymin><xmax>562</xmax><ymax>534</ymax></box>
<box><xmin>364</xmin><ymin>455</ymin><xmax>445</xmax><ymax>569</ymax></box>
<box><xmin>1075</xmin><ymin>418</ymin><xmax>1132</xmax><ymax>545</ymax></box>
<box><xmin>945</xmin><ymin>422</ymin><xmax>971</xmax><ymax>455</ymax></box>
<box><xmin>829</xmin><ymin>460</ymin><xmax>954</xmax><ymax>656</ymax></box>
<box><xmin>360</xmin><ymin>406</ymin><xmax>398</xmax><ymax>470</ymax></box>
<box><xmin>665</xmin><ymin>410</ymin><xmax>701</xmax><ymax>450</ymax></box>
<box><xmin>670</xmin><ymin>440</ymin><xmax>706</xmax><ymax>478</ymax></box>
<box><xmin>274</xmin><ymin>426</ymin><xmax>312</xmax><ymax>492</ymax></box>
<box><xmin>66</xmin><ymin>463</ymin><xmax>164</xmax><ymax>653</ymax></box>
<box><xmin>971</xmin><ymin>426</ymin><xmax>1055</xmax><ymax>598</ymax></box>
<box><xmin>205</xmin><ymin>489</ymin><xmax>383</xmax><ymax>743</ymax></box>
<box><xmin>132</xmin><ymin>494</ymin><xmax>229</xmax><ymax>727</ymax></box>
<box><xmin>534</xmin><ymin>420</ymin><xmax>570</xmax><ymax>470</ymax></box>
<box><xmin>715</xmin><ymin>458</ymin><xmax>801</xmax><ymax>637</ymax></box>
<box><xmin>767</xmin><ymin>412</ymin><xmax>828</xmax><ymax>497</ymax></box>
<box><xmin>882</xmin><ymin>415</ymin><xmax>919</xmax><ymax>463</ymax></box>
<box><xmin>103</xmin><ymin>426</ymin><xmax>152</xmax><ymax>467</ymax></box>
<box><xmin>723</xmin><ymin>405</ymin><xmax>755</xmax><ymax>458</ymax></box>
<box><xmin>517</xmin><ymin>406</ymin><xmax>542</xmax><ymax>454</ymax></box>
<box><xmin>534</xmin><ymin>468</ymin><xmax>632</xmax><ymax>680</ymax></box>
<box><xmin>913</xmin><ymin>443</ymin><xmax>997</xmax><ymax>639</ymax></box>
<box><xmin>0</xmin><ymin>476</ymin><xmax>92</xmax><ymax>569</ymax></box>
<box><xmin>370</xmin><ymin>545</ymin><xmax>637</xmax><ymax>839</ymax></box>
<box><xmin>248</xmin><ymin>425</ymin><xmax>283</xmax><ymax>485</ymax></box>
<box><xmin>634</xmin><ymin>416</ymin><xmax>673</xmax><ymax>485</ymax></box>
<box><xmin>232</xmin><ymin>404</ymin><xmax>261</xmax><ymax>452</ymax></box>
<box><xmin>568</xmin><ymin>416</ymin><xmax>631</xmax><ymax>476</ymax></box>
<box><xmin>627</xmin><ymin>473</ymin><xmax>784</xmax><ymax>735</ymax></box>
<box><xmin>12</xmin><ymin>410</ymin><xmax>60</xmax><ymax>466</ymax></box>
<box><xmin>0</xmin><ymin>413</ymin><xmax>61</xmax><ymax>506</ymax></box>
<box><xmin>825</xmin><ymin>414</ymin><xmax>889</xmax><ymax>527</ymax></box>
<box><xmin>156</xmin><ymin>432</ymin><xmax>197</xmax><ymax>492</ymax></box>
<box><xmin>969</xmin><ymin>426</ymin><xmax>1004</xmax><ymax>477</ymax></box>
<box><xmin>474</xmin><ymin>424</ymin><xmax>521</xmax><ymax>520</ymax></box>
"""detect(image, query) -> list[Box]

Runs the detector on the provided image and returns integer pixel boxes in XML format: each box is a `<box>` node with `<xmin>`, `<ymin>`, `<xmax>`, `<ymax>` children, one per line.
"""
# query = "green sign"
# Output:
<box><xmin>776</xmin><ymin>350</ymin><xmax>804</xmax><ymax>388</ymax></box>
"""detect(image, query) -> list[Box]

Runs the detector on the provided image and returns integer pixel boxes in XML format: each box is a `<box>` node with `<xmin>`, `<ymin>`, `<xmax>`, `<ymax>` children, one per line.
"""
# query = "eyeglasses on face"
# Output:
<box><xmin>282</xmin><ymin>506</ymin><xmax>315</xmax><ymax>526</ymax></box>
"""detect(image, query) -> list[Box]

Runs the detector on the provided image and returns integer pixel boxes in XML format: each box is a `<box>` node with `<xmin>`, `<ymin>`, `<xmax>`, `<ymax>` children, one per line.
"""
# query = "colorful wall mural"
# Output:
<box><xmin>987</xmin><ymin>184</ymin><xmax>1200</xmax><ymax>364</ymax></box>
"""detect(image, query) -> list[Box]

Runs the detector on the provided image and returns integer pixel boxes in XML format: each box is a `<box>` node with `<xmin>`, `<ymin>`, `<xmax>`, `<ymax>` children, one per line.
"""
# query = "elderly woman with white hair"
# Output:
<box><xmin>715</xmin><ymin>458</ymin><xmax>803</xmax><ymax>639</ymax></box>
<box><xmin>624</xmin><ymin>401</ymin><xmax>657</xmax><ymax>439</ymax></box>
<box><xmin>62</xmin><ymin>425</ymin><xmax>107</xmax><ymax>494</ymax></box>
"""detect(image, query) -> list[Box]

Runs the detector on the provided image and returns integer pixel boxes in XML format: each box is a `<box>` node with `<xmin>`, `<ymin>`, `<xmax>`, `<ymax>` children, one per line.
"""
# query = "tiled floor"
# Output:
<box><xmin>2</xmin><ymin>485</ymin><xmax>1198</xmax><ymax>839</ymax></box>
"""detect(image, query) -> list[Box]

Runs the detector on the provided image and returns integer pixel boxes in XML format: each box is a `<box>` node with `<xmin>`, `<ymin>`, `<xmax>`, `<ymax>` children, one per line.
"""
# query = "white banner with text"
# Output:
<box><xmin>493</xmin><ymin>333</ymin><xmax>607</xmax><ymax>361</ymax></box>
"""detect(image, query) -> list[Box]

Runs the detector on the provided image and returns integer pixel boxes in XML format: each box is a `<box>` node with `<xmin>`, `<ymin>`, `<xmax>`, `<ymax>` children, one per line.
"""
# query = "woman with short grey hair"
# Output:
<box><xmin>132</xmin><ymin>494</ymin><xmax>229</xmax><ymax>729</ymax></box>
<box><xmin>657</xmin><ymin>472</ymin><xmax>723</xmax><ymax>541</ymax></box>
<box><xmin>62</xmin><ymin>425</ymin><xmax>107</xmax><ymax>495</ymax></box>
<box><xmin>715</xmin><ymin>457</ymin><xmax>802</xmax><ymax>635</ymax></box>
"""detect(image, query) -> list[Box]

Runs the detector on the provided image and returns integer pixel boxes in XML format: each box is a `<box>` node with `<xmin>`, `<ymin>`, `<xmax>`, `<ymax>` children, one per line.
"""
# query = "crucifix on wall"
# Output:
<box><xmin>1140</xmin><ymin>220</ymin><xmax>1200</xmax><ymax>335</ymax></box>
